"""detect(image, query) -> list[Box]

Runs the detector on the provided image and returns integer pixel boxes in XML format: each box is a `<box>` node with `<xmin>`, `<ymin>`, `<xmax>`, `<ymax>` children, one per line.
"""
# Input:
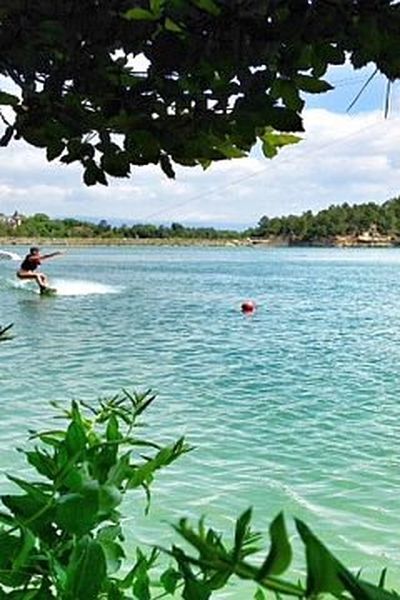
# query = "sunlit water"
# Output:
<box><xmin>1</xmin><ymin>246</ymin><xmax>400</xmax><ymax>595</ymax></box>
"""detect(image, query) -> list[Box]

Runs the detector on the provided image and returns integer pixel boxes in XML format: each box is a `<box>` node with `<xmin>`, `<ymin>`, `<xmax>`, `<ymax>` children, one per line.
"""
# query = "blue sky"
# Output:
<box><xmin>0</xmin><ymin>62</ymin><xmax>399</xmax><ymax>229</ymax></box>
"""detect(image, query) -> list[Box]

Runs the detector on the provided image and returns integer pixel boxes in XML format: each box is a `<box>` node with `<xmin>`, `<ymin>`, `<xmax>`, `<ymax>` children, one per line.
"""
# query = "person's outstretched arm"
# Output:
<box><xmin>40</xmin><ymin>251</ymin><xmax>64</xmax><ymax>261</ymax></box>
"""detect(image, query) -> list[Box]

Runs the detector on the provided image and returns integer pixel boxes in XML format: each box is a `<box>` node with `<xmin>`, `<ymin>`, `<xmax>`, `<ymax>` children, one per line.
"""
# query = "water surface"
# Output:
<box><xmin>1</xmin><ymin>246</ymin><xmax>400</xmax><ymax>594</ymax></box>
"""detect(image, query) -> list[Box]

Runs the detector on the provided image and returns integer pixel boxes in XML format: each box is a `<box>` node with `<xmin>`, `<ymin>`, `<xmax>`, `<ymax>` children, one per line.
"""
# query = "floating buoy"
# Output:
<box><xmin>241</xmin><ymin>300</ymin><xmax>256</xmax><ymax>313</ymax></box>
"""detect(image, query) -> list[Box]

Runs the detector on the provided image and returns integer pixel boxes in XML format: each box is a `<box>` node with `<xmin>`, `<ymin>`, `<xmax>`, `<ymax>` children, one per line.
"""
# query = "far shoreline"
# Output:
<box><xmin>1</xmin><ymin>234</ymin><xmax>399</xmax><ymax>248</ymax></box>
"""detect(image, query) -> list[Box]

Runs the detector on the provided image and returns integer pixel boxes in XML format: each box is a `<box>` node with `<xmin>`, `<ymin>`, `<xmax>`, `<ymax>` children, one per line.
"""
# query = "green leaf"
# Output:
<box><xmin>217</xmin><ymin>141</ymin><xmax>247</xmax><ymax>159</ymax></box>
<box><xmin>261</xmin><ymin>130</ymin><xmax>301</xmax><ymax>159</ymax></box>
<box><xmin>296</xmin><ymin>519</ymin><xmax>348</xmax><ymax>596</ymax></box>
<box><xmin>266</xmin><ymin>107</ymin><xmax>303</xmax><ymax>132</ymax></box>
<box><xmin>100</xmin><ymin>151</ymin><xmax>131</xmax><ymax>177</ymax></box>
<box><xmin>295</xmin><ymin>74</ymin><xmax>333</xmax><ymax>94</ymax></box>
<box><xmin>261</xmin><ymin>140</ymin><xmax>278</xmax><ymax>159</ymax></box>
<box><xmin>191</xmin><ymin>0</ymin><xmax>221</xmax><ymax>16</ymax></box>
<box><xmin>164</xmin><ymin>17</ymin><xmax>184</xmax><ymax>32</ymax></box>
<box><xmin>98</xmin><ymin>484</ymin><xmax>122</xmax><ymax>514</ymax></box>
<box><xmin>258</xmin><ymin>512</ymin><xmax>292</xmax><ymax>578</ymax></box>
<box><xmin>160</xmin><ymin>154</ymin><xmax>175</xmax><ymax>179</ymax></box>
<box><xmin>2</xmin><ymin>494</ymin><xmax>52</xmax><ymax>534</ymax></box>
<box><xmin>46</xmin><ymin>140</ymin><xmax>65</xmax><ymax>161</ymax></box>
<box><xmin>106</xmin><ymin>414</ymin><xmax>120</xmax><ymax>442</ymax></box>
<box><xmin>339</xmin><ymin>570</ymin><xmax>398</xmax><ymax>600</ymax></box>
<box><xmin>233</xmin><ymin>508</ymin><xmax>252</xmax><ymax>561</ymax></box>
<box><xmin>55</xmin><ymin>489</ymin><xmax>98</xmax><ymax>536</ymax></box>
<box><xmin>270</xmin><ymin>79</ymin><xmax>304</xmax><ymax>112</ymax></box>
<box><xmin>100</xmin><ymin>539</ymin><xmax>125</xmax><ymax>574</ymax></box>
<box><xmin>25</xmin><ymin>448</ymin><xmax>57</xmax><ymax>480</ymax></box>
<box><xmin>65</xmin><ymin>537</ymin><xmax>107</xmax><ymax>600</ymax></box>
<box><xmin>0</xmin><ymin>91</ymin><xmax>19</xmax><ymax>106</ymax></box>
<box><xmin>83</xmin><ymin>161</ymin><xmax>108</xmax><ymax>186</ymax></box>
<box><xmin>150</xmin><ymin>0</ymin><xmax>165</xmax><ymax>16</ymax></box>
<box><xmin>254</xmin><ymin>589</ymin><xmax>266</xmax><ymax>600</ymax></box>
<box><xmin>133</xmin><ymin>552</ymin><xmax>151</xmax><ymax>600</ymax></box>
<box><xmin>124</xmin><ymin>8</ymin><xmax>158</xmax><ymax>21</ymax></box>
<box><xmin>12</xmin><ymin>528</ymin><xmax>35</xmax><ymax>573</ymax></box>
<box><xmin>160</xmin><ymin>567</ymin><xmax>181</xmax><ymax>595</ymax></box>
<box><xmin>0</xmin><ymin>125</ymin><xmax>14</xmax><ymax>146</ymax></box>
<box><xmin>65</xmin><ymin>420</ymin><xmax>87</xmax><ymax>457</ymax></box>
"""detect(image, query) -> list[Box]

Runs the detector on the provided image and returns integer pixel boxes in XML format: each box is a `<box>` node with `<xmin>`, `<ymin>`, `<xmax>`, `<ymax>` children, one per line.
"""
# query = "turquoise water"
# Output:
<box><xmin>1</xmin><ymin>246</ymin><xmax>400</xmax><ymax>593</ymax></box>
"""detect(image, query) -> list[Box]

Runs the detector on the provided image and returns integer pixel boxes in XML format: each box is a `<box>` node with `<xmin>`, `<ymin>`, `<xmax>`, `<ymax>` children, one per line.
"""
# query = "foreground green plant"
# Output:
<box><xmin>0</xmin><ymin>390</ymin><xmax>190</xmax><ymax>598</ymax></box>
<box><xmin>0</xmin><ymin>390</ymin><xmax>396</xmax><ymax>599</ymax></box>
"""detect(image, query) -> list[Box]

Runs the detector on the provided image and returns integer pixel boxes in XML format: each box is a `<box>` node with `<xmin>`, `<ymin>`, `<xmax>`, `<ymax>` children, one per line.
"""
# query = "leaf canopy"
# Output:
<box><xmin>0</xmin><ymin>0</ymin><xmax>398</xmax><ymax>184</ymax></box>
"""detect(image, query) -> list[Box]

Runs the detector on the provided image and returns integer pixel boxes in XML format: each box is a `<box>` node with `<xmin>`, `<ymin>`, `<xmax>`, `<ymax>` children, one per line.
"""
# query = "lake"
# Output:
<box><xmin>1</xmin><ymin>245</ymin><xmax>400</xmax><ymax>595</ymax></box>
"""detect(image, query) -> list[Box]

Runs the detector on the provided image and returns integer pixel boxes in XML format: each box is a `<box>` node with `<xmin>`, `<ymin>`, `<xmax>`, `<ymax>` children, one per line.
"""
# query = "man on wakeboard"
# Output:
<box><xmin>17</xmin><ymin>247</ymin><xmax>63</xmax><ymax>292</ymax></box>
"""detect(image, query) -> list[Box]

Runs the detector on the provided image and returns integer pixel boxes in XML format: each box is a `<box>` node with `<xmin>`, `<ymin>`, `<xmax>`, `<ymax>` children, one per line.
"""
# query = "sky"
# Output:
<box><xmin>0</xmin><ymin>62</ymin><xmax>399</xmax><ymax>229</ymax></box>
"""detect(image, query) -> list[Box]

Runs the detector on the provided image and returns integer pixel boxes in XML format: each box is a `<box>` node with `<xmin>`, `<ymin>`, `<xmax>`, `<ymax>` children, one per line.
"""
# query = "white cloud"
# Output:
<box><xmin>0</xmin><ymin>108</ymin><xmax>400</xmax><ymax>227</ymax></box>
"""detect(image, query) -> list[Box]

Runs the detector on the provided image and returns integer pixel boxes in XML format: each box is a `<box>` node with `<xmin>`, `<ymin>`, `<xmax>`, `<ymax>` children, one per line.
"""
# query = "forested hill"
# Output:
<box><xmin>249</xmin><ymin>196</ymin><xmax>400</xmax><ymax>242</ymax></box>
<box><xmin>2</xmin><ymin>197</ymin><xmax>400</xmax><ymax>243</ymax></box>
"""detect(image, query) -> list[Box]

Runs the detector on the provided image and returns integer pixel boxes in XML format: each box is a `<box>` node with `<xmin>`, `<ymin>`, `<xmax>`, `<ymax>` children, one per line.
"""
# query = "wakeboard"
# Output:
<box><xmin>40</xmin><ymin>287</ymin><xmax>57</xmax><ymax>297</ymax></box>
<box><xmin>0</xmin><ymin>323</ymin><xmax>14</xmax><ymax>341</ymax></box>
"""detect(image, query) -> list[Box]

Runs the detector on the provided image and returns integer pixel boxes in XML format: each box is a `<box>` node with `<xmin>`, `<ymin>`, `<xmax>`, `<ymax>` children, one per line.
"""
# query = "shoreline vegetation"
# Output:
<box><xmin>3</xmin><ymin>196</ymin><xmax>400</xmax><ymax>248</ymax></box>
<box><xmin>0</xmin><ymin>233</ymin><xmax>399</xmax><ymax>248</ymax></box>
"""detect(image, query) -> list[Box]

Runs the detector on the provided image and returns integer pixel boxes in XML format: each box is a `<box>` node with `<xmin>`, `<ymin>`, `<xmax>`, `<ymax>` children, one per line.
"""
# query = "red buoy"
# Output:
<box><xmin>241</xmin><ymin>300</ymin><xmax>256</xmax><ymax>313</ymax></box>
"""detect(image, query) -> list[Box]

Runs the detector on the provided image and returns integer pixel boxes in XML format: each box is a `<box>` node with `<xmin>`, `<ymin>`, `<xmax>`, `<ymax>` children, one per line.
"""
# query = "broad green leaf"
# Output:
<box><xmin>46</xmin><ymin>140</ymin><xmax>65</xmax><ymax>162</ymax></box>
<box><xmin>83</xmin><ymin>161</ymin><xmax>108</xmax><ymax>186</ymax></box>
<box><xmin>11</xmin><ymin>528</ymin><xmax>35</xmax><ymax>573</ymax></box>
<box><xmin>296</xmin><ymin>519</ymin><xmax>348</xmax><ymax>596</ymax></box>
<box><xmin>0</xmin><ymin>91</ymin><xmax>19</xmax><ymax>106</ymax></box>
<box><xmin>254</xmin><ymin>589</ymin><xmax>266</xmax><ymax>600</ymax></box>
<box><xmin>98</xmin><ymin>484</ymin><xmax>122</xmax><ymax>514</ymax></box>
<box><xmin>165</xmin><ymin>17</ymin><xmax>184</xmax><ymax>32</ymax></box>
<box><xmin>160</xmin><ymin>567</ymin><xmax>181</xmax><ymax>594</ymax></box>
<box><xmin>100</xmin><ymin>539</ymin><xmax>125</xmax><ymax>574</ymax></box>
<box><xmin>124</xmin><ymin>8</ymin><xmax>158</xmax><ymax>21</ymax></box>
<box><xmin>295</xmin><ymin>74</ymin><xmax>333</xmax><ymax>94</ymax></box>
<box><xmin>133</xmin><ymin>552</ymin><xmax>151</xmax><ymax>600</ymax></box>
<box><xmin>262</xmin><ymin>140</ymin><xmax>278</xmax><ymax>159</ymax></box>
<box><xmin>65</xmin><ymin>420</ymin><xmax>87</xmax><ymax>457</ymax></box>
<box><xmin>217</xmin><ymin>141</ymin><xmax>246</xmax><ymax>159</ymax></box>
<box><xmin>261</xmin><ymin>130</ymin><xmax>301</xmax><ymax>159</ymax></box>
<box><xmin>339</xmin><ymin>570</ymin><xmax>399</xmax><ymax>600</ymax></box>
<box><xmin>257</xmin><ymin>512</ymin><xmax>292</xmax><ymax>578</ymax></box>
<box><xmin>191</xmin><ymin>0</ymin><xmax>221</xmax><ymax>16</ymax></box>
<box><xmin>106</xmin><ymin>414</ymin><xmax>120</xmax><ymax>441</ymax></box>
<box><xmin>182</xmin><ymin>578</ymin><xmax>212</xmax><ymax>600</ymax></box>
<box><xmin>25</xmin><ymin>448</ymin><xmax>57</xmax><ymax>480</ymax></box>
<box><xmin>7</xmin><ymin>475</ymin><xmax>50</xmax><ymax>503</ymax></box>
<box><xmin>266</xmin><ymin>107</ymin><xmax>304</xmax><ymax>132</ymax></box>
<box><xmin>65</xmin><ymin>537</ymin><xmax>107</xmax><ymax>600</ymax></box>
<box><xmin>100</xmin><ymin>151</ymin><xmax>131</xmax><ymax>177</ymax></box>
<box><xmin>270</xmin><ymin>79</ymin><xmax>304</xmax><ymax>112</ymax></box>
<box><xmin>150</xmin><ymin>0</ymin><xmax>165</xmax><ymax>16</ymax></box>
<box><xmin>55</xmin><ymin>490</ymin><xmax>98</xmax><ymax>536</ymax></box>
<box><xmin>97</xmin><ymin>524</ymin><xmax>122</xmax><ymax>543</ymax></box>
<box><xmin>2</xmin><ymin>493</ymin><xmax>52</xmax><ymax>534</ymax></box>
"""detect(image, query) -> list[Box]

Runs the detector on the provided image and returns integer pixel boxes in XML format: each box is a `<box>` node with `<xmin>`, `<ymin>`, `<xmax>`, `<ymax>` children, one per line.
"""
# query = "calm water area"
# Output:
<box><xmin>1</xmin><ymin>245</ymin><xmax>400</xmax><ymax>595</ymax></box>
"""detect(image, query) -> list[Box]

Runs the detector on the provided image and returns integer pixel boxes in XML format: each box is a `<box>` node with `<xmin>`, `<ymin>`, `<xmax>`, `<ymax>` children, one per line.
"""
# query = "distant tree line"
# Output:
<box><xmin>0</xmin><ymin>212</ymin><xmax>242</xmax><ymax>240</ymax></box>
<box><xmin>249</xmin><ymin>197</ymin><xmax>400</xmax><ymax>241</ymax></box>
<box><xmin>3</xmin><ymin>197</ymin><xmax>400</xmax><ymax>242</ymax></box>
